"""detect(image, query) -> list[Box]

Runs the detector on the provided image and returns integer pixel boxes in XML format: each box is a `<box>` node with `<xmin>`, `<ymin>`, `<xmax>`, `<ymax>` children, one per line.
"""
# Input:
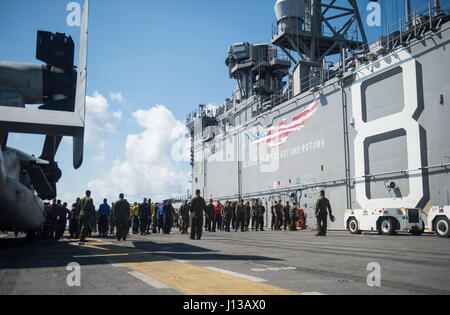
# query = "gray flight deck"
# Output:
<box><xmin>1</xmin><ymin>230</ymin><xmax>449</xmax><ymax>295</ymax></box>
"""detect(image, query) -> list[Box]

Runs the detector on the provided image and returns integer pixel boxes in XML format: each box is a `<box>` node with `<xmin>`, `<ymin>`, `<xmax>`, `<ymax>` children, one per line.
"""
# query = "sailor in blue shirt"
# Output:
<box><xmin>98</xmin><ymin>199</ymin><xmax>111</xmax><ymax>237</ymax></box>
<box><xmin>157</xmin><ymin>205</ymin><xmax>164</xmax><ymax>233</ymax></box>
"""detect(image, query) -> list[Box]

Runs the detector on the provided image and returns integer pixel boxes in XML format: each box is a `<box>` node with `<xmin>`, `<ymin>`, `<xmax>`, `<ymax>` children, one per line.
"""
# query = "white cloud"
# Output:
<box><xmin>56</xmin><ymin>191</ymin><xmax>79</xmax><ymax>206</ymax></box>
<box><xmin>85</xmin><ymin>91</ymin><xmax>122</xmax><ymax>160</ymax></box>
<box><xmin>87</xmin><ymin>105</ymin><xmax>190</xmax><ymax>203</ymax></box>
<box><xmin>109</xmin><ymin>92</ymin><xmax>126</xmax><ymax>104</ymax></box>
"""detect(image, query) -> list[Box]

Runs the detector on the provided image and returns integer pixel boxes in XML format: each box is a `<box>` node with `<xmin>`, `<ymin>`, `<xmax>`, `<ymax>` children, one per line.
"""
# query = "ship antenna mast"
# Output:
<box><xmin>405</xmin><ymin>0</ymin><xmax>412</xmax><ymax>29</ymax></box>
<box><xmin>272</xmin><ymin>0</ymin><xmax>368</xmax><ymax>63</ymax></box>
<box><xmin>434</xmin><ymin>0</ymin><xmax>441</xmax><ymax>15</ymax></box>
<box><xmin>272</xmin><ymin>0</ymin><xmax>368</xmax><ymax>92</ymax></box>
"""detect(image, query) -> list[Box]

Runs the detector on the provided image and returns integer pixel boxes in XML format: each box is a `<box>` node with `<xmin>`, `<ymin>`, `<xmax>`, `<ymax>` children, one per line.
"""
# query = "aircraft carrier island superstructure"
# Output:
<box><xmin>186</xmin><ymin>0</ymin><xmax>450</xmax><ymax>230</ymax></box>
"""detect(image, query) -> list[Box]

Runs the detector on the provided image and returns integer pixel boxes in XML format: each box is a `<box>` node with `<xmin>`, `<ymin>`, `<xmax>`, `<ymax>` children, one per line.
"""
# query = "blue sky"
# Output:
<box><xmin>0</xmin><ymin>0</ymin><xmax>433</xmax><ymax>205</ymax></box>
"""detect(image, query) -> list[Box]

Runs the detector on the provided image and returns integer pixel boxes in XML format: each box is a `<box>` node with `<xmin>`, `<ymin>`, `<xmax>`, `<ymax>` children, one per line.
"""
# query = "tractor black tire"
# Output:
<box><xmin>434</xmin><ymin>217</ymin><xmax>450</xmax><ymax>238</ymax></box>
<box><xmin>348</xmin><ymin>218</ymin><xmax>362</xmax><ymax>235</ymax></box>
<box><xmin>380</xmin><ymin>218</ymin><xmax>395</xmax><ymax>236</ymax></box>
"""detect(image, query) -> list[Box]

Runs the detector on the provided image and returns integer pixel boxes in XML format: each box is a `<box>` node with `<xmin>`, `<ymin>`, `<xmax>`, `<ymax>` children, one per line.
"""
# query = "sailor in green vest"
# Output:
<box><xmin>205</xmin><ymin>199</ymin><xmax>215</xmax><ymax>232</ymax></box>
<box><xmin>235</xmin><ymin>200</ymin><xmax>246</xmax><ymax>232</ymax></box>
<box><xmin>251</xmin><ymin>200</ymin><xmax>262</xmax><ymax>231</ymax></box>
<box><xmin>180</xmin><ymin>200</ymin><xmax>191</xmax><ymax>234</ymax></box>
<box><xmin>114</xmin><ymin>193</ymin><xmax>130</xmax><ymax>241</ymax></box>
<box><xmin>79</xmin><ymin>190</ymin><xmax>94</xmax><ymax>244</ymax></box>
<box><xmin>283</xmin><ymin>201</ymin><xmax>291</xmax><ymax>230</ymax></box>
<box><xmin>274</xmin><ymin>200</ymin><xmax>284</xmax><ymax>231</ymax></box>
<box><xmin>245</xmin><ymin>202</ymin><xmax>251</xmax><ymax>231</ymax></box>
<box><xmin>190</xmin><ymin>190</ymin><xmax>206</xmax><ymax>240</ymax></box>
<box><xmin>289</xmin><ymin>202</ymin><xmax>298</xmax><ymax>231</ymax></box>
<box><xmin>110</xmin><ymin>202</ymin><xmax>115</xmax><ymax>235</ymax></box>
<box><xmin>223</xmin><ymin>201</ymin><xmax>233</xmax><ymax>232</ymax></box>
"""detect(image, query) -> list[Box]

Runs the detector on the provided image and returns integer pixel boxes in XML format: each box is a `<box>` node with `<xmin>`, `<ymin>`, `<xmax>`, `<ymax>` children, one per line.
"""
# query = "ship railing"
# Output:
<box><xmin>189</xmin><ymin>2</ymin><xmax>449</xmax><ymax>125</ymax></box>
<box><xmin>272</xmin><ymin>47</ymin><xmax>290</xmax><ymax>62</ymax></box>
<box><xmin>254</xmin><ymin>87</ymin><xmax>293</xmax><ymax>117</ymax></box>
<box><xmin>226</xmin><ymin>104</ymin><xmax>234</xmax><ymax>112</ymax></box>
<box><xmin>271</xmin><ymin>2</ymin><xmax>449</xmax><ymax>76</ymax></box>
<box><xmin>256</xmin><ymin>3</ymin><xmax>448</xmax><ymax>115</ymax></box>
<box><xmin>272</xmin><ymin>19</ymin><xmax>355</xmax><ymax>41</ymax></box>
<box><xmin>271</xmin><ymin>10</ymin><xmax>361</xmax><ymax>43</ymax></box>
<box><xmin>298</xmin><ymin>1</ymin><xmax>450</xmax><ymax>97</ymax></box>
<box><xmin>186</xmin><ymin>104</ymin><xmax>220</xmax><ymax>124</ymax></box>
<box><xmin>255</xmin><ymin>63</ymin><xmax>334</xmax><ymax>115</ymax></box>
<box><xmin>354</xmin><ymin>1</ymin><xmax>450</xmax><ymax>54</ymax></box>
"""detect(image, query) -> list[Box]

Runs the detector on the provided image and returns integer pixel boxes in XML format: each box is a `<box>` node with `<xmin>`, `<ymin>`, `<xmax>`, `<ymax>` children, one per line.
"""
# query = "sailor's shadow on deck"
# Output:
<box><xmin>130</xmin><ymin>240</ymin><xmax>283</xmax><ymax>262</ymax></box>
<box><xmin>0</xmin><ymin>237</ymin><xmax>282</xmax><ymax>270</ymax></box>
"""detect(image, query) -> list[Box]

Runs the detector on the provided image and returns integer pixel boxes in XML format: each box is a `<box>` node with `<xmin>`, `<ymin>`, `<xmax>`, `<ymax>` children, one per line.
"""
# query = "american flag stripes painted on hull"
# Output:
<box><xmin>250</xmin><ymin>99</ymin><xmax>320</xmax><ymax>148</ymax></box>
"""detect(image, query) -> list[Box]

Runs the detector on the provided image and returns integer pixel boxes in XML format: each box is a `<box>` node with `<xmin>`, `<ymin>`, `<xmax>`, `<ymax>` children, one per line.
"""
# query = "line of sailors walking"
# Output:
<box><xmin>66</xmin><ymin>192</ymin><xmax>177</xmax><ymax>243</ymax></box>
<box><xmin>185</xmin><ymin>189</ymin><xmax>333</xmax><ymax>238</ymax></box>
<box><xmin>182</xmin><ymin>190</ymin><xmax>310</xmax><ymax>240</ymax></box>
<box><xmin>45</xmin><ymin>189</ymin><xmax>332</xmax><ymax>243</ymax></box>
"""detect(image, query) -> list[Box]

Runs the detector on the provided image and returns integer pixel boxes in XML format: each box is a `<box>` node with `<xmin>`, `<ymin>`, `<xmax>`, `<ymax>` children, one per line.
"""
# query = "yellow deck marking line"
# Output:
<box><xmin>80</xmin><ymin>242</ymin><xmax>113</xmax><ymax>247</ymax></box>
<box><xmin>83</xmin><ymin>239</ymin><xmax>301</xmax><ymax>295</ymax></box>
<box><xmin>68</xmin><ymin>239</ymin><xmax>113</xmax><ymax>251</ymax></box>
<box><xmin>78</xmin><ymin>244</ymin><xmax>111</xmax><ymax>251</ymax></box>
<box><xmin>85</xmin><ymin>238</ymin><xmax>113</xmax><ymax>246</ymax></box>
<box><xmin>73</xmin><ymin>253</ymin><xmax>130</xmax><ymax>258</ymax></box>
<box><xmin>122</xmin><ymin>261</ymin><xmax>301</xmax><ymax>295</ymax></box>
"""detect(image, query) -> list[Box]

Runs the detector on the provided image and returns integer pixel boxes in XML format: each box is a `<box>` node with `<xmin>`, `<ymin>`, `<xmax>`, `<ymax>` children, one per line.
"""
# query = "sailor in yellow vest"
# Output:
<box><xmin>130</xmin><ymin>202</ymin><xmax>139</xmax><ymax>234</ymax></box>
<box><xmin>148</xmin><ymin>199</ymin><xmax>155</xmax><ymax>234</ymax></box>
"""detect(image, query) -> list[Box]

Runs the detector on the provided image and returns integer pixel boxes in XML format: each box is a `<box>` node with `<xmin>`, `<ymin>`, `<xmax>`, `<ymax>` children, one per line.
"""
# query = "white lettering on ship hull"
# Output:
<box><xmin>243</xmin><ymin>138</ymin><xmax>326</xmax><ymax>170</ymax></box>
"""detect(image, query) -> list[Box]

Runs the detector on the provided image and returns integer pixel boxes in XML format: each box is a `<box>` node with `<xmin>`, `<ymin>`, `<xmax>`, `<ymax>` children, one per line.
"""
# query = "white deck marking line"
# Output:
<box><xmin>111</xmin><ymin>263</ymin><xmax>124</xmax><ymax>268</ymax></box>
<box><xmin>302</xmin><ymin>242</ymin><xmax>334</xmax><ymax>246</ymax></box>
<box><xmin>205</xmin><ymin>267</ymin><xmax>267</xmax><ymax>282</ymax></box>
<box><xmin>103</xmin><ymin>258</ymin><xmax>125</xmax><ymax>268</ymax></box>
<box><xmin>127</xmin><ymin>271</ymin><xmax>170</xmax><ymax>289</ymax></box>
<box><xmin>295</xmin><ymin>243</ymin><xmax>398</xmax><ymax>255</ymax></box>
<box><xmin>251</xmin><ymin>267</ymin><xmax>297</xmax><ymax>272</ymax></box>
<box><xmin>72</xmin><ymin>254</ymin><xmax>121</xmax><ymax>258</ymax></box>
